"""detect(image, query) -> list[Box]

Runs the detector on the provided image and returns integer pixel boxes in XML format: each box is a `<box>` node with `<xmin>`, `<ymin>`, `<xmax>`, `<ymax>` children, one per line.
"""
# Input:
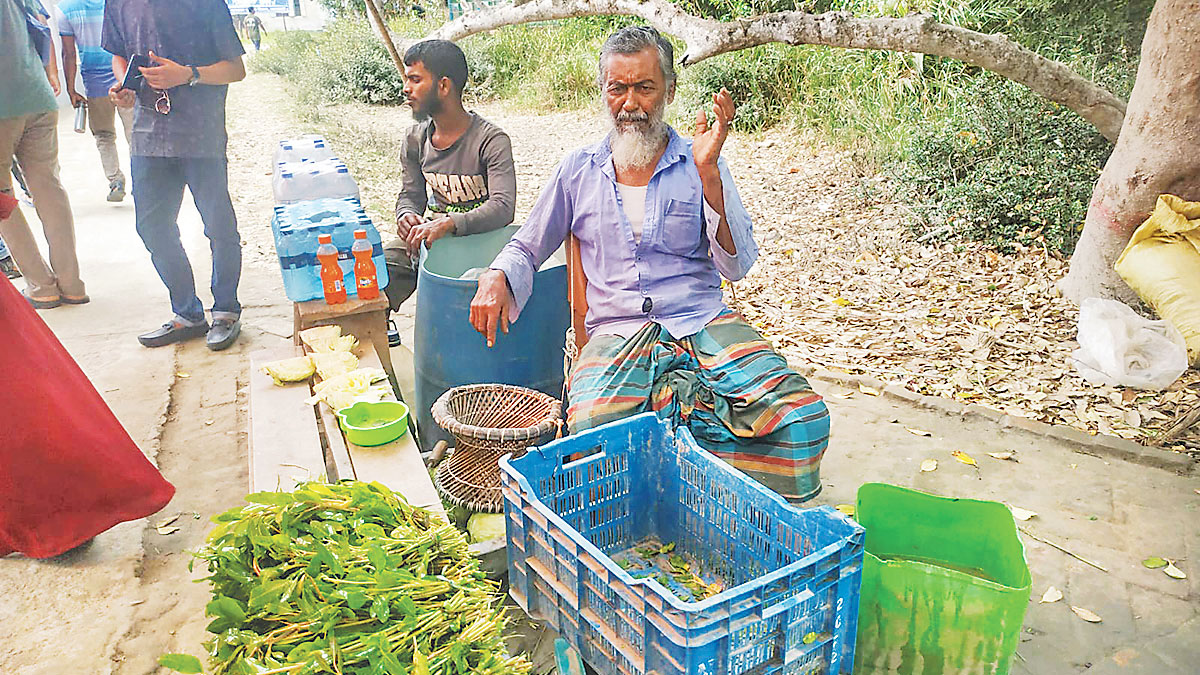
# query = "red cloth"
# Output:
<box><xmin>0</xmin><ymin>277</ymin><xmax>175</xmax><ymax>558</ymax></box>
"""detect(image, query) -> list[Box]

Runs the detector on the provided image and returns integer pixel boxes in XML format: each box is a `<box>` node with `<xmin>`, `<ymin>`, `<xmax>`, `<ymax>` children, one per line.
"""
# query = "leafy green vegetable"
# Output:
<box><xmin>180</xmin><ymin>480</ymin><xmax>529</xmax><ymax>675</ymax></box>
<box><xmin>158</xmin><ymin>653</ymin><xmax>203</xmax><ymax>673</ymax></box>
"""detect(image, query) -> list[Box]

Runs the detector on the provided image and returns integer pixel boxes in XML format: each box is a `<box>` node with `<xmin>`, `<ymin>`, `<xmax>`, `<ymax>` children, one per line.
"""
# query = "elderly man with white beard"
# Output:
<box><xmin>469</xmin><ymin>26</ymin><xmax>830</xmax><ymax>502</ymax></box>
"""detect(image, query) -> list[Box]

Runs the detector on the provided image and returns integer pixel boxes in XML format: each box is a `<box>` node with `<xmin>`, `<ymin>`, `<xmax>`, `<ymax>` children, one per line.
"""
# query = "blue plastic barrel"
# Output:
<box><xmin>414</xmin><ymin>226</ymin><xmax>568</xmax><ymax>448</ymax></box>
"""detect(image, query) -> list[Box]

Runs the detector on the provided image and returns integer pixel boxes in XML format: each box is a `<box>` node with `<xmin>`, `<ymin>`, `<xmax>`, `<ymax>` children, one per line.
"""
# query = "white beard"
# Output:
<box><xmin>607</xmin><ymin>107</ymin><xmax>668</xmax><ymax>172</ymax></box>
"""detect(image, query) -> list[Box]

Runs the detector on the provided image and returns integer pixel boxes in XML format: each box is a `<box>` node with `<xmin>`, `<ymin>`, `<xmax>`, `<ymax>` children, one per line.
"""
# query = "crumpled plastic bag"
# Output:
<box><xmin>260</xmin><ymin>355</ymin><xmax>315</xmax><ymax>386</ymax></box>
<box><xmin>1114</xmin><ymin>194</ymin><xmax>1200</xmax><ymax>366</ymax></box>
<box><xmin>1072</xmin><ymin>298</ymin><xmax>1188</xmax><ymax>390</ymax></box>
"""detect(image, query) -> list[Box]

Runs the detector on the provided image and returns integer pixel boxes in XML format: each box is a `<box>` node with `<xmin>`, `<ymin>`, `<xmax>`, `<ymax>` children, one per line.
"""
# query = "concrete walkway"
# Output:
<box><xmin>0</xmin><ymin>95</ymin><xmax>1196</xmax><ymax>673</ymax></box>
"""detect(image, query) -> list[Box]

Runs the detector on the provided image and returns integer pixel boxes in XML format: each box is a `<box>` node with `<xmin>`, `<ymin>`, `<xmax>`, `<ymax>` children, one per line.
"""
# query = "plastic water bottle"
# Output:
<box><xmin>351</xmin><ymin>229</ymin><xmax>380</xmax><ymax>300</ymax></box>
<box><xmin>272</xmin><ymin>158</ymin><xmax>360</xmax><ymax>205</ymax></box>
<box><xmin>274</xmin><ymin>135</ymin><xmax>335</xmax><ymax>164</ymax></box>
<box><xmin>317</xmin><ymin>234</ymin><xmax>346</xmax><ymax>304</ymax></box>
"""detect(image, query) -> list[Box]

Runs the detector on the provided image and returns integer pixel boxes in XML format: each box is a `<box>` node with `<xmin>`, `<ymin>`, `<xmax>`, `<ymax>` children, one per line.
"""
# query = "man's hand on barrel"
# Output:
<box><xmin>470</xmin><ymin>269</ymin><xmax>512</xmax><ymax>348</ymax></box>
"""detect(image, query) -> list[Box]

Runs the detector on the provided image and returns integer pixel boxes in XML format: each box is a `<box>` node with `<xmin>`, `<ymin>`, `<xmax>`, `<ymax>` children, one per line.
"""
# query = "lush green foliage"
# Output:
<box><xmin>257</xmin><ymin>0</ymin><xmax>1151</xmax><ymax>252</ymax></box>
<box><xmin>897</xmin><ymin>75</ymin><xmax>1111</xmax><ymax>252</ymax></box>
<box><xmin>249</xmin><ymin>20</ymin><xmax>405</xmax><ymax>104</ymax></box>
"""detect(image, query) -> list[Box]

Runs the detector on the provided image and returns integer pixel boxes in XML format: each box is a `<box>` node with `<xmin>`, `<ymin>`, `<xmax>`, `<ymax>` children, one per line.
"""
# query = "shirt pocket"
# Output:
<box><xmin>659</xmin><ymin>198</ymin><xmax>703</xmax><ymax>254</ymax></box>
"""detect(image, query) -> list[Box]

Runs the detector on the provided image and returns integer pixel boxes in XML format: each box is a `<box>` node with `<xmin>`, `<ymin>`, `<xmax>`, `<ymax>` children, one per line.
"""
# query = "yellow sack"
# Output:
<box><xmin>1115</xmin><ymin>194</ymin><xmax>1200</xmax><ymax>366</ymax></box>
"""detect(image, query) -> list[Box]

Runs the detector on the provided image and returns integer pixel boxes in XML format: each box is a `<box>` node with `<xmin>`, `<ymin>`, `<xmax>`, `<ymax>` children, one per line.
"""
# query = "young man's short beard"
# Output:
<box><xmin>606</xmin><ymin>103</ymin><xmax>668</xmax><ymax>172</ymax></box>
<box><xmin>412</xmin><ymin>95</ymin><xmax>444</xmax><ymax>121</ymax></box>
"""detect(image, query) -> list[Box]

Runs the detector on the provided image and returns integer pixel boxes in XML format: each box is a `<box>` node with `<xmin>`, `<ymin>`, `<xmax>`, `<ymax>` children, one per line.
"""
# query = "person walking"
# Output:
<box><xmin>56</xmin><ymin>0</ymin><xmax>133</xmax><ymax>202</ymax></box>
<box><xmin>242</xmin><ymin>7</ymin><xmax>265</xmax><ymax>52</ymax></box>
<box><xmin>103</xmin><ymin>0</ymin><xmax>247</xmax><ymax>350</ymax></box>
<box><xmin>0</xmin><ymin>0</ymin><xmax>89</xmax><ymax>309</ymax></box>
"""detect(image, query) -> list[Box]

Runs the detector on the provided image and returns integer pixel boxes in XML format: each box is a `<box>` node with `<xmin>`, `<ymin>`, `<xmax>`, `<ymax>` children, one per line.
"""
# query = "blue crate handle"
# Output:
<box><xmin>561</xmin><ymin>444</ymin><xmax>605</xmax><ymax>469</ymax></box>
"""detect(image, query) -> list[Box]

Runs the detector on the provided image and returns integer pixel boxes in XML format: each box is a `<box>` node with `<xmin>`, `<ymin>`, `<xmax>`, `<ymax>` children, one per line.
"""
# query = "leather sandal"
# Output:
<box><xmin>23</xmin><ymin>292</ymin><xmax>62</xmax><ymax>309</ymax></box>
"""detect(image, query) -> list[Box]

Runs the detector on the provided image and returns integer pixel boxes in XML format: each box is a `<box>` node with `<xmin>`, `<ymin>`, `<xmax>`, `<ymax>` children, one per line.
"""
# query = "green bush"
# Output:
<box><xmin>305</xmin><ymin>20</ymin><xmax>406</xmax><ymax>104</ymax></box>
<box><xmin>897</xmin><ymin>75</ymin><xmax>1112</xmax><ymax>253</ymax></box>
<box><xmin>247</xmin><ymin>31</ymin><xmax>317</xmax><ymax>76</ymax></box>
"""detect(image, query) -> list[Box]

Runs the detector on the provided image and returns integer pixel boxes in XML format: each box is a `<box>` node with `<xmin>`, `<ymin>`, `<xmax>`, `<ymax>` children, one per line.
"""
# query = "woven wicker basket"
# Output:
<box><xmin>431</xmin><ymin>383</ymin><xmax>561</xmax><ymax>513</ymax></box>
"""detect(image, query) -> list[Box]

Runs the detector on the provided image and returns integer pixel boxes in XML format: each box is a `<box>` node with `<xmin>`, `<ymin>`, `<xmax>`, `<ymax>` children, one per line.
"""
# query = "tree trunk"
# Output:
<box><xmin>430</xmin><ymin>0</ymin><xmax>1127</xmax><ymax>141</ymax></box>
<box><xmin>363</xmin><ymin>0</ymin><xmax>406</xmax><ymax>75</ymax></box>
<box><xmin>1058</xmin><ymin>0</ymin><xmax>1200</xmax><ymax>303</ymax></box>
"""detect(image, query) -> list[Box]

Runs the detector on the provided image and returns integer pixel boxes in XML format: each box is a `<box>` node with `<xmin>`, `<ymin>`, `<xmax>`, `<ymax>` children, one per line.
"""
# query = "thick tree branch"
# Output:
<box><xmin>430</xmin><ymin>0</ymin><xmax>1127</xmax><ymax>142</ymax></box>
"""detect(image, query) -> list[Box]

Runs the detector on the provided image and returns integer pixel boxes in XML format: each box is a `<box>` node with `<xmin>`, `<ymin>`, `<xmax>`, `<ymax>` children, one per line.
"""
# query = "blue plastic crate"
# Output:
<box><xmin>269</xmin><ymin>197</ymin><xmax>389</xmax><ymax>302</ymax></box>
<box><xmin>500</xmin><ymin>413</ymin><xmax>864</xmax><ymax>675</ymax></box>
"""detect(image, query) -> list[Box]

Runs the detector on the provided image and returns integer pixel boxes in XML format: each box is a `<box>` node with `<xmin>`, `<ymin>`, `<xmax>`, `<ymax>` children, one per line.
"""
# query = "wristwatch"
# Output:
<box><xmin>187</xmin><ymin>65</ymin><xmax>200</xmax><ymax>86</ymax></box>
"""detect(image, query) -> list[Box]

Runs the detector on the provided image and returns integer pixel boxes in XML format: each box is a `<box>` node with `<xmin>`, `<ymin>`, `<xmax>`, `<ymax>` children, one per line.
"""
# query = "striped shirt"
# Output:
<box><xmin>55</xmin><ymin>0</ymin><xmax>116</xmax><ymax>99</ymax></box>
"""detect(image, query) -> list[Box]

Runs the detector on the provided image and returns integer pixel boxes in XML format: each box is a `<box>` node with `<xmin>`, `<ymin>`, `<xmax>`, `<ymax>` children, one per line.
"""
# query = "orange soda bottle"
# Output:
<box><xmin>351</xmin><ymin>229</ymin><xmax>380</xmax><ymax>300</ymax></box>
<box><xmin>317</xmin><ymin>233</ymin><xmax>346</xmax><ymax>304</ymax></box>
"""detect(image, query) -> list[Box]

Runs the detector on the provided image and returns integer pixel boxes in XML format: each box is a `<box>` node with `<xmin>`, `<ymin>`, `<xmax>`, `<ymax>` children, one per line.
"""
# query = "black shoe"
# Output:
<box><xmin>107</xmin><ymin>179</ymin><xmax>126</xmax><ymax>203</ymax></box>
<box><xmin>0</xmin><ymin>256</ymin><xmax>21</xmax><ymax>279</ymax></box>
<box><xmin>206</xmin><ymin>318</ymin><xmax>241</xmax><ymax>351</ymax></box>
<box><xmin>138</xmin><ymin>319</ymin><xmax>208</xmax><ymax>348</ymax></box>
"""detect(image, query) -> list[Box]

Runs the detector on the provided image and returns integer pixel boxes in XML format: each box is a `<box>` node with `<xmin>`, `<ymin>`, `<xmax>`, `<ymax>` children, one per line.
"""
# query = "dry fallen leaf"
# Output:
<box><xmin>906</xmin><ymin>427</ymin><xmax>933</xmax><ymax>437</ymax></box>
<box><xmin>1164</xmin><ymin>561</ymin><xmax>1187</xmax><ymax>579</ymax></box>
<box><xmin>833</xmin><ymin>297</ymin><xmax>852</xmax><ymax>307</ymax></box>
<box><xmin>987</xmin><ymin>452</ymin><xmax>1015</xmax><ymax>461</ymax></box>
<box><xmin>176</xmin><ymin>371</ymin><xmax>190</xmax><ymax>379</ymax></box>
<box><xmin>858</xmin><ymin>383</ymin><xmax>881</xmax><ymax>396</ymax></box>
<box><xmin>1009</xmin><ymin>506</ymin><xmax>1038</xmax><ymax>521</ymax></box>
<box><xmin>832</xmin><ymin>392</ymin><xmax>855</xmax><ymax>399</ymax></box>
<box><xmin>156</xmin><ymin>525</ymin><xmax>181</xmax><ymax>536</ymax></box>
<box><xmin>951</xmin><ymin>450</ymin><xmax>977</xmax><ymax>467</ymax></box>
<box><xmin>1036</xmin><ymin>583</ymin><xmax>1065</xmax><ymax>598</ymax></box>
<box><xmin>155</xmin><ymin>514</ymin><xmax>180</xmax><ymax>529</ymax></box>
<box><xmin>1070</xmin><ymin>606</ymin><xmax>1103</xmax><ymax>623</ymax></box>
<box><xmin>835</xmin><ymin>504</ymin><xmax>856</xmax><ymax>517</ymax></box>
<box><xmin>921</xmin><ymin>459</ymin><xmax>938</xmax><ymax>472</ymax></box>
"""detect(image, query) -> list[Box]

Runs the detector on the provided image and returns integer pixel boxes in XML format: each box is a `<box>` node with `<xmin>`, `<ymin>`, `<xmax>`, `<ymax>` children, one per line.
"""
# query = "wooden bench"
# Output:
<box><xmin>247</xmin><ymin>335</ymin><xmax>443</xmax><ymax>520</ymax></box>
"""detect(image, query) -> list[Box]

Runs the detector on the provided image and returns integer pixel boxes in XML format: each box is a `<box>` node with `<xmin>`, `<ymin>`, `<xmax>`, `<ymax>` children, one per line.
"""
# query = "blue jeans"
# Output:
<box><xmin>131</xmin><ymin>156</ymin><xmax>241</xmax><ymax>323</ymax></box>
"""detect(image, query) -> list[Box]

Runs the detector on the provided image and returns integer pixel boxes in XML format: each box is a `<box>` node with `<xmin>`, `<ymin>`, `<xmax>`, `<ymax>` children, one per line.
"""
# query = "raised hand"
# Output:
<box><xmin>692</xmin><ymin>87</ymin><xmax>735</xmax><ymax>170</ymax></box>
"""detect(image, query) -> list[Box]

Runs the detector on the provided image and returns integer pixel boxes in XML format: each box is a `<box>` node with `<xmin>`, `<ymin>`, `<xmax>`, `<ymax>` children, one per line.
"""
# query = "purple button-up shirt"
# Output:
<box><xmin>491</xmin><ymin>127</ymin><xmax>757</xmax><ymax>340</ymax></box>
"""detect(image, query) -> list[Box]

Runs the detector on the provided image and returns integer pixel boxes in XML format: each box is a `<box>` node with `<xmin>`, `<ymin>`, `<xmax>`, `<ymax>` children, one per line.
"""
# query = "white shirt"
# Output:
<box><xmin>616</xmin><ymin>182</ymin><xmax>648</xmax><ymax>244</ymax></box>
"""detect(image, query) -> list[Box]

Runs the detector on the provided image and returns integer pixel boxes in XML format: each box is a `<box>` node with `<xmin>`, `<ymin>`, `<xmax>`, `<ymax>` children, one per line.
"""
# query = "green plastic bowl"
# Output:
<box><xmin>336</xmin><ymin>400</ymin><xmax>409</xmax><ymax>447</ymax></box>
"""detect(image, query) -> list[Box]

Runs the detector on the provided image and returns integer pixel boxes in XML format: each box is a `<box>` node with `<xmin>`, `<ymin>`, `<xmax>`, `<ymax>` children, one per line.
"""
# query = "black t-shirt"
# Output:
<box><xmin>102</xmin><ymin>0</ymin><xmax>245</xmax><ymax>158</ymax></box>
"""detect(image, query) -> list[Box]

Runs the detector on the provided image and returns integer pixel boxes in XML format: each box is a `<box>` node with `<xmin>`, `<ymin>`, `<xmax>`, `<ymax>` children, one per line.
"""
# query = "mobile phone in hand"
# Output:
<box><xmin>119</xmin><ymin>54</ymin><xmax>151</xmax><ymax>92</ymax></box>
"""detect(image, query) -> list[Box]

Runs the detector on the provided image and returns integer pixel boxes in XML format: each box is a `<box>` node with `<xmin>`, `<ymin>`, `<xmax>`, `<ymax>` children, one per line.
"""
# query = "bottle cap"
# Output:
<box><xmin>318</xmin><ymin>234</ymin><xmax>332</xmax><ymax>244</ymax></box>
<box><xmin>354</xmin><ymin>229</ymin><xmax>367</xmax><ymax>238</ymax></box>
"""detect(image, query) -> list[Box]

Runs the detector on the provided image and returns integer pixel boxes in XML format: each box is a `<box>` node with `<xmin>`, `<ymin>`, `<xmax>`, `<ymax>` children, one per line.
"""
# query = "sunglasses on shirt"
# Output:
<box><xmin>153</xmin><ymin>89</ymin><xmax>171</xmax><ymax>115</ymax></box>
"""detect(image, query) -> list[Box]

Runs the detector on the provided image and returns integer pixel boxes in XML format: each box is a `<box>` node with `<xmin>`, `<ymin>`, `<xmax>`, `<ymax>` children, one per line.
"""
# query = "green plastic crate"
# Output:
<box><xmin>854</xmin><ymin>483</ymin><xmax>1031</xmax><ymax>675</ymax></box>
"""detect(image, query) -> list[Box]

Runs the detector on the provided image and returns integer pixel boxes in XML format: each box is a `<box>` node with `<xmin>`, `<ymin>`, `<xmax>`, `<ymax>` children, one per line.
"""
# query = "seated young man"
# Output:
<box><xmin>469</xmin><ymin>26</ymin><xmax>830</xmax><ymax>502</ymax></box>
<box><xmin>384</xmin><ymin>39</ymin><xmax>516</xmax><ymax>311</ymax></box>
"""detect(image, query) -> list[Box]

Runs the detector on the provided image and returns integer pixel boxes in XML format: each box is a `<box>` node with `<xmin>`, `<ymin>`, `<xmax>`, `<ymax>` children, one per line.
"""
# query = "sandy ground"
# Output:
<box><xmin>0</xmin><ymin>73</ymin><xmax>1195</xmax><ymax>674</ymax></box>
